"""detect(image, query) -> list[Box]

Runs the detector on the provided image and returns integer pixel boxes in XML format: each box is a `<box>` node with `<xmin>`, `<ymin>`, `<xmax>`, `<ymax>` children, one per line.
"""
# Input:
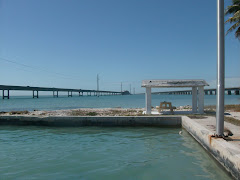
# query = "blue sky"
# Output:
<box><xmin>0</xmin><ymin>0</ymin><xmax>239</xmax><ymax>94</ymax></box>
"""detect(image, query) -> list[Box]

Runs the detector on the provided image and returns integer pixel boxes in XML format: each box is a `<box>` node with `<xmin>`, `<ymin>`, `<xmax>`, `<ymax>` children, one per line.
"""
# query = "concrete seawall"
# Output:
<box><xmin>182</xmin><ymin>116</ymin><xmax>240</xmax><ymax>180</ymax></box>
<box><xmin>0</xmin><ymin>116</ymin><xmax>181</xmax><ymax>127</ymax></box>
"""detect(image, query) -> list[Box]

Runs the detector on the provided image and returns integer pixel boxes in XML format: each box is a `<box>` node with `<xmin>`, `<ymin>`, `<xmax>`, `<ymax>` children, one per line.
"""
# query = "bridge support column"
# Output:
<box><xmin>228</xmin><ymin>90</ymin><xmax>231</xmax><ymax>95</ymax></box>
<box><xmin>145</xmin><ymin>87</ymin><xmax>152</xmax><ymax>115</ymax></box>
<box><xmin>33</xmin><ymin>91</ymin><xmax>39</xmax><ymax>98</ymax></box>
<box><xmin>68</xmin><ymin>91</ymin><xmax>72</xmax><ymax>97</ymax></box>
<box><xmin>53</xmin><ymin>91</ymin><xmax>58</xmax><ymax>98</ymax></box>
<box><xmin>198</xmin><ymin>87</ymin><xmax>204</xmax><ymax>114</ymax></box>
<box><xmin>192</xmin><ymin>87</ymin><xmax>197</xmax><ymax>113</ymax></box>
<box><xmin>235</xmin><ymin>90</ymin><xmax>239</xmax><ymax>95</ymax></box>
<box><xmin>2</xmin><ymin>90</ymin><xmax>10</xmax><ymax>99</ymax></box>
<box><xmin>205</xmin><ymin>91</ymin><xmax>208</xmax><ymax>95</ymax></box>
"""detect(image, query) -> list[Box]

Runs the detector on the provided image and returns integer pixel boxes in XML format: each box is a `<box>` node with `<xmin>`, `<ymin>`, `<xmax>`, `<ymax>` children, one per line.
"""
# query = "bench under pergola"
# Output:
<box><xmin>141</xmin><ymin>80</ymin><xmax>209</xmax><ymax>114</ymax></box>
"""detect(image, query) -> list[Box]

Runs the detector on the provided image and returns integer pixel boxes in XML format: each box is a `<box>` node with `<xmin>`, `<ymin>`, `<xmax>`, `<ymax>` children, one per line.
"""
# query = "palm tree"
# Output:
<box><xmin>225</xmin><ymin>0</ymin><xmax>240</xmax><ymax>39</ymax></box>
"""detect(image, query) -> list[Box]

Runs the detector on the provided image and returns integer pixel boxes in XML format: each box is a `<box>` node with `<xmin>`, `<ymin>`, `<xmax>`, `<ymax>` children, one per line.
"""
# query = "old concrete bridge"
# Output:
<box><xmin>0</xmin><ymin>85</ymin><xmax>122</xmax><ymax>99</ymax></box>
<box><xmin>155</xmin><ymin>87</ymin><xmax>240</xmax><ymax>95</ymax></box>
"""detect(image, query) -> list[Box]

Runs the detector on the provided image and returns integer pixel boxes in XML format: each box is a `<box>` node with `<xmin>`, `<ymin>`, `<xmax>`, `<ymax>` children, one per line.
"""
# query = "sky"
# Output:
<box><xmin>0</xmin><ymin>0</ymin><xmax>239</xmax><ymax>94</ymax></box>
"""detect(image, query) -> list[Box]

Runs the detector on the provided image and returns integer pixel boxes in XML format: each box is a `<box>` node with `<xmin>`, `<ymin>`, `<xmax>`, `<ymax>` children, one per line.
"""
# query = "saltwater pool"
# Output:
<box><xmin>0</xmin><ymin>126</ymin><xmax>232</xmax><ymax>179</ymax></box>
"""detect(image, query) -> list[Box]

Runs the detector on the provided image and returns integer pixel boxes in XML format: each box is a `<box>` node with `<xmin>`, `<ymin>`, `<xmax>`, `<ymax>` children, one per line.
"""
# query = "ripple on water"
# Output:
<box><xmin>0</xmin><ymin>126</ymin><xmax>233</xmax><ymax>180</ymax></box>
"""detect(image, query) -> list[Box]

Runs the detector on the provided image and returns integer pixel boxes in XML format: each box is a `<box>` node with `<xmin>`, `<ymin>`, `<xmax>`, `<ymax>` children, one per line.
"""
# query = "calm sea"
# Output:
<box><xmin>0</xmin><ymin>94</ymin><xmax>239</xmax><ymax>111</ymax></box>
<box><xmin>0</xmin><ymin>126</ymin><xmax>232</xmax><ymax>180</ymax></box>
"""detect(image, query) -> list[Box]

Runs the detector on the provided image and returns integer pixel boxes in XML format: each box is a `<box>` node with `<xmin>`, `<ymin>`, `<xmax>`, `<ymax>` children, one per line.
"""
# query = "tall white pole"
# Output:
<box><xmin>216</xmin><ymin>0</ymin><xmax>225</xmax><ymax>136</ymax></box>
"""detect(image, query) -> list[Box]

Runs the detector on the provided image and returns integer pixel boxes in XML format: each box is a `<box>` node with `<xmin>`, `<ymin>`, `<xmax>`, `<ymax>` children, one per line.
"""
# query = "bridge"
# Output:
<box><xmin>154</xmin><ymin>87</ymin><xmax>240</xmax><ymax>95</ymax></box>
<box><xmin>0</xmin><ymin>85</ymin><xmax>122</xmax><ymax>99</ymax></box>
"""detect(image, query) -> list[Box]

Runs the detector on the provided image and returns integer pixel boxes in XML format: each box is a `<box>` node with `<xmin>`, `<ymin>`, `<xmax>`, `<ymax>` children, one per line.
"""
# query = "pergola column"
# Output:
<box><xmin>198</xmin><ymin>86</ymin><xmax>204</xmax><ymax>114</ymax></box>
<box><xmin>192</xmin><ymin>87</ymin><xmax>198</xmax><ymax>113</ymax></box>
<box><xmin>145</xmin><ymin>87</ymin><xmax>152</xmax><ymax>114</ymax></box>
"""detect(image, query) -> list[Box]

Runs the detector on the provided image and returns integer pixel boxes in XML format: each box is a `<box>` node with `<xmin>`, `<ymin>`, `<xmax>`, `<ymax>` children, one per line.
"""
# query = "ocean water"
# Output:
<box><xmin>0</xmin><ymin>126</ymin><xmax>232</xmax><ymax>180</ymax></box>
<box><xmin>0</xmin><ymin>94</ymin><xmax>239</xmax><ymax>111</ymax></box>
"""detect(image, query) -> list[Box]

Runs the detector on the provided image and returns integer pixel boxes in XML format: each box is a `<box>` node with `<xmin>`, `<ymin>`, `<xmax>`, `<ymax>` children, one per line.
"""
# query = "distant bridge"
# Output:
<box><xmin>0</xmin><ymin>85</ymin><xmax>122</xmax><ymax>99</ymax></box>
<box><xmin>153</xmin><ymin>87</ymin><xmax>240</xmax><ymax>95</ymax></box>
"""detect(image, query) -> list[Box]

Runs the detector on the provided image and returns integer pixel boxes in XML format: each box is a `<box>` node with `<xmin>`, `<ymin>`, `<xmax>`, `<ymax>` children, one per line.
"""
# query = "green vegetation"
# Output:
<box><xmin>224</xmin><ymin>104</ymin><xmax>240</xmax><ymax>112</ymax></box>
<box><xmin>225</xmin><ymin>116</ymin><xmax>240</xmax><ymax>126</ymax></box>
<box><xmin>9</xmin><ymin>111</ymin><xmax>29</xmax><ymax>115</ymax></box>
<box><xmin>70</xmin><ymin>110</ymin><xmax>86</xmax><ymax>116</ymax></box>
<box><xmin>86</xmin><ymin>112</ymin><xmax>98</xmax><ymax>116</ymax></box>
<box><xmin>204</xmin><ymin>104</ymin><xmax>240</xmax><ymax>112</ymax></box>
<box><xmin>187</xmin><ymin>115</ymin><xmax>208</xmax><ymax>119</ymax></box>
<box><xmin>225</xmin><ymin>0</ymin><xmax>240</xmax><ymax>39</ymax></box>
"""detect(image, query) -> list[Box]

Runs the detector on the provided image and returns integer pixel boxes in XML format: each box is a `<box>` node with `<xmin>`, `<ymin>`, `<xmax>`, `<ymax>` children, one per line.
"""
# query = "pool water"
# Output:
<box><xmin>0</xmin><ymin>126</ymin><xmax>232</xmax><ymax>179</ymax></box>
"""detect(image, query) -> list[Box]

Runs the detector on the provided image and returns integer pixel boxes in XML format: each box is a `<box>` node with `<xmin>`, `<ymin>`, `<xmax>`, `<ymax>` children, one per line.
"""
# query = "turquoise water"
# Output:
<box><xmin>0</xmin><ymin>126</ymin><xmax>232</xmax><ymax>179</ymax></box>
<box><xmin>0</xmin><ymin>94</ymin><xmax>239</xmax><ymax>111</ymax></box>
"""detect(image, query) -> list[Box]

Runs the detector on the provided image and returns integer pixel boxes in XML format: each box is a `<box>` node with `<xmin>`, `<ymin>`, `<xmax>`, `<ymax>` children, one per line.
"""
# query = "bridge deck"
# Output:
<box><xmin>0</xmin><ymin>85</ymin><xmax>121</xmax><ymax>93</ymax></box>
<box><xmin>155</xmin><ymin>87</ymin><xmax>240</xmax><ymax>95</ymax></box>
<box><xmin>0</xmin><ymin>85</ymin><xmax>122</xmax><ymax>99</ymax></box>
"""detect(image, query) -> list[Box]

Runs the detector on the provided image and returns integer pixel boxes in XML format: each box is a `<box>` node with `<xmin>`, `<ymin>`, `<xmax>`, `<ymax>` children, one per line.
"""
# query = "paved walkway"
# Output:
<box><xmin>192</xmin><ymin>116</ymin><xmax>240</xmax><ymax>150</ymax></box>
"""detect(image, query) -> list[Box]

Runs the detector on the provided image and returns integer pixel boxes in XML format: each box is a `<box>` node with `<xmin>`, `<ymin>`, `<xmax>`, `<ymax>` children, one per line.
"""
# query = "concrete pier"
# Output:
<box><xmin>182</xmin><ymin>116</ymin><xmax>240</xmax><ymax>179</ymax></box>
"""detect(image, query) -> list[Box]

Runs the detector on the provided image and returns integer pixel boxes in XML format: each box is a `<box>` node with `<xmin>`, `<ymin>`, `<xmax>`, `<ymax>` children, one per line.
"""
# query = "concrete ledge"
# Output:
<box><xmin>182</xmin><ymin>116</ymin><xmax>240</xmax><ymax>180</ymax></box>
<box><xmin>0</xmin><ymin>116</ymin><xmax>181</xmax><ymax>127</ymax></box>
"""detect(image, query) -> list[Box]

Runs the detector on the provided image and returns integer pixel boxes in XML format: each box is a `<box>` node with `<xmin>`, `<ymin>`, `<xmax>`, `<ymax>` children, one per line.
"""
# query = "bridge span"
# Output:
<box><xmin>154</xmin><ymin>87</ymin><xmax>240</xmax><ymax>95</ymax></box>
<box><xmin>0</xmin><ymin>85</ymin><xmax>122</xmax><ymax>99</ymax></box>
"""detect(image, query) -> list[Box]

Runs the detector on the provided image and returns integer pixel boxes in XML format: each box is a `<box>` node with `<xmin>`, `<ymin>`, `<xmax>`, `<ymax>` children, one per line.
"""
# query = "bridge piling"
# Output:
<box><xmin>68</xmin><ymin>91</ymin><xmax>72</xmax><ymax>97</ymax></box>
<box><xmin>235</xmin><ymin>90</ymin><xmax>239</xmax><ymax>95</ymax></box>
<box><xmin>33</xmin><ymin>91</ymin><xmax>39</xmax><ymax>98</ymax></box>
<box><xmin>2</xmin><ymin>90</ymin><xmax>10</xmax><ymax>99</ymax></box>
<box><xmin>53</xmin><ymin>91</ymin><xmax>58</xmax><ymax>98</ymax></box>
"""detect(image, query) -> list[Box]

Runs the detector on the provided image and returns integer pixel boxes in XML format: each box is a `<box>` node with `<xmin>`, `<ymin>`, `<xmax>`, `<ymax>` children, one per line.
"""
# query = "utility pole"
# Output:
<box><xmin>97</xmin><ymin>74</ymin><xmax>99</xmax><ymax>97</ymax></box>
<box><xmin>216</xmin><ymin>0</ymin><xmax>225</xmax><ymax>137</ymax></box>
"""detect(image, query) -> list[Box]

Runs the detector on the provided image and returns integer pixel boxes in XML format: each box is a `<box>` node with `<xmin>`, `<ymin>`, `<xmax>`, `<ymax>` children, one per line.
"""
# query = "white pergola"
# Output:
<box><xmin>141</xmin><ymin>80</ymin><xmax>209</xmax><ymax>114</ymax></box>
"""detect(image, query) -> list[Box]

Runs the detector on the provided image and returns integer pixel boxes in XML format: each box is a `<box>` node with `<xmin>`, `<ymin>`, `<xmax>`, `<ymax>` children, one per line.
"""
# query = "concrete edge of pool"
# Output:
<box><xmin>0</xmin><ymin>116</ymin><xmax>182</xmax><ymax>127</ymax></box>
<box><xmin>0</xmin><ymin>115</ymin><xmax>239</xmax><ymax>179</ymax></box>
<box><xmin>182</xmin><ymin>116</ymin><xmax>240</xmax><ymax>180</ymax></box>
